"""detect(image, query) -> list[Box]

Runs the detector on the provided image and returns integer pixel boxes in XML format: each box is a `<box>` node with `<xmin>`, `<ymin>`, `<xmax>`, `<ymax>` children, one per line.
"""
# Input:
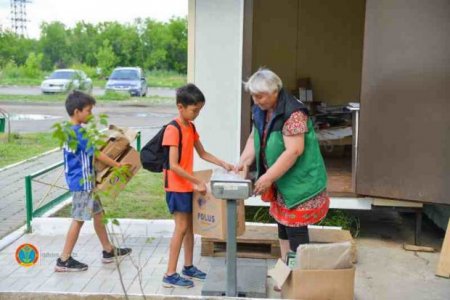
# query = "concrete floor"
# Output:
<box><xmin>353</xmin><ymin>209</ymin><xmax>449</xmax><ymax>300</ymax></box>
<box><xmin>0</xmin><ymin>212</ymin><xmax>448</xmax><ymax>299</ymax></box>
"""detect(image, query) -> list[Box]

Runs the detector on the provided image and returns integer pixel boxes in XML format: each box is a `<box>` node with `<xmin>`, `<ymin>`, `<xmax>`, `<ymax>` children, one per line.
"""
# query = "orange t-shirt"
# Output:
<box><xmin>162</xmin><ymin>118</ymin><xmax>200</xmax><ymax>192</ymax></box>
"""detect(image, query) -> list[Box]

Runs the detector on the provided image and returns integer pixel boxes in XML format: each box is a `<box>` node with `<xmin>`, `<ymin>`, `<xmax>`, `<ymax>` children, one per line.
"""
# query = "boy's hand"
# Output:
<box><xmin>194</xmin><ymin>181</ymin><xmax>208</xmax><ymax>196</ymax></box>
<box><xmin>233</xmin><ymin>163</ymin><xmax>246</xmax><ymax>173</ymax></box>
<box><xmin>117</xmin><ymin>162</ymin><xmax>131</xmax><ymax>168</ymax></box>
<box><xmin>220</xmin><ymin>161</ymin><xmax>234</xmax><ymax>172</ymax></box>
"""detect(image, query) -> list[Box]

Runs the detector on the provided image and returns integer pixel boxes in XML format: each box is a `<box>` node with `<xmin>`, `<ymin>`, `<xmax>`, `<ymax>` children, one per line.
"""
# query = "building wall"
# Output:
<box><xmin>252</xmin><ymin>0</ymin><xmax>365</xmax><ymax>105</ymax></box>
<box><xmin>189</xmin><ymin>0</ymin><xmax>244</xmax><ymax>170</ymax></box>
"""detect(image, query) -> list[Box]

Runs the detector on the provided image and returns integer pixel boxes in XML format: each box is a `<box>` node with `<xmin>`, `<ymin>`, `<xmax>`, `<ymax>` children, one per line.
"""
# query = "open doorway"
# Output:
<box><xmin>242</xmin><ymin>0</ymin><xmax>366</xmax><ymax>196</ymax></box>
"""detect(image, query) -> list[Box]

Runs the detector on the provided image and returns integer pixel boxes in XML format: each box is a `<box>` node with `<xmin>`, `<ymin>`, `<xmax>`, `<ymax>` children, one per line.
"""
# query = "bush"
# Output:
<box><xmin>22</xmin><ymin>53</ymin><xmax>43</xmax><ymax>78</ymax></box>
<box><xmin>70</xmin><ymin>62</ymin><xmax>100</xmax><ymax>79</ymax></box>
<box><xmin>1</xmin><ymin>60</ymin><xmax>21</xmax><ymax>79</ymax></box>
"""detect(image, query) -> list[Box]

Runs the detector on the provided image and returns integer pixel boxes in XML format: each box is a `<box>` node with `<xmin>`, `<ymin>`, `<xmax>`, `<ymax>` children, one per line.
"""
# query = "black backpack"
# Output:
<box><xmin>140</xmin><ymin>120</ymin><xmax>196</xmax><ymax>173</ymax></box>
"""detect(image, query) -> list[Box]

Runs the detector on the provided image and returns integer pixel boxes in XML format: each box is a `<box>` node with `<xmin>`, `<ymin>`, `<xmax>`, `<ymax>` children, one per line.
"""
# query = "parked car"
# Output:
<box><xmin>41</xmin><ymin>69</ymin><xmax>93</xmax><ymax>94</ymax></box>
<box><xmin>105</xmin><ymin>67</ymin><xmax>148</xmax><ymax>97</ymax></box>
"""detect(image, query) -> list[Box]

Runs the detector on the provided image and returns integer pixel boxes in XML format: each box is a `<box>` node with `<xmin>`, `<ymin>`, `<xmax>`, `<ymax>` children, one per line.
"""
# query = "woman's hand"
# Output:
<box><xmin>253</xmin><ymin>174</ymin><xmax>274</xmax><ymax>195</ymax></box>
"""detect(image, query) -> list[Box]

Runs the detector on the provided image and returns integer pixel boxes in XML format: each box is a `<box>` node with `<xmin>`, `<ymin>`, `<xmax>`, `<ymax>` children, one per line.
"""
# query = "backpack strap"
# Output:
<box><xmin>165</xmin><ymin>120</ymin><xmax>183</xmax><ymax>188</ymax></box>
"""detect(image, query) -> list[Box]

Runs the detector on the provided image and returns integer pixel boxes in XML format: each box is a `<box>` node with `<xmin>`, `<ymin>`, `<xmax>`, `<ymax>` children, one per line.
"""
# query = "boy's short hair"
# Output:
<box><xmin>176</xmin><ymin>83</ymin><xmax>205</xmax><ymax>106</ymax></box>
<box><xmin>65</xmin><ymin>90</ymin><xmax>96</xmax><ymax>116</ymax></box>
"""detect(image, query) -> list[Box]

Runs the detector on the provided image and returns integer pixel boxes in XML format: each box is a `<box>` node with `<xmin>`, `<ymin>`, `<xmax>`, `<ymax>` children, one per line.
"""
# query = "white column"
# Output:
<box><xmin>189</xmin><ymin>0</ymin><xmax>244</xmax><ymax>170</ymax></box>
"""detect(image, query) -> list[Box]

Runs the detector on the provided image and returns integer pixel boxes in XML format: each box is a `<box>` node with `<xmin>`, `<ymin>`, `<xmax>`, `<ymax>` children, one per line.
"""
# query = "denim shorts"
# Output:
<box><xmin>165</xmin><ymin>192</ymin><xmax>193</xmax><ymax>214</ymax></box>
<box><xmin>72</xmin><ymin>191</ymin><xmax>103</xmax><ymax>221</ymax></box>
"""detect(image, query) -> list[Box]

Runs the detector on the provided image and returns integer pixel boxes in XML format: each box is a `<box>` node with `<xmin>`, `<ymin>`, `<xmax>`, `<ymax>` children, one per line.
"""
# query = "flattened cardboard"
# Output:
<box><xmin>309</xmin><ymin>227</ymin><xmax>357</xmax><ymax>263</ymax></box>
<box><xmin>297</xmin><ymin>241</ymin><xmax>353</xmax><ymax>270</ymax></box>
<box><xmin>95</xmin><ymin>147</ymin><xmax>141</xmax><ymax>198</ymax></box>
<box><xmin>95</xmin><ymin>137</ymin><xmax>130</xmax><ymax>178</ymax></box>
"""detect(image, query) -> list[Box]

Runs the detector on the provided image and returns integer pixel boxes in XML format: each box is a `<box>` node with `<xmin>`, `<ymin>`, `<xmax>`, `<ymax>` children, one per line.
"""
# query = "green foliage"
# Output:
<box><xmin>40</xmin><ymin>22</ymin><xmax>72</xmax><ymax>69</ymax></box>
<box><xmin>147</xmin><ymin>70</ymin><xmax>186</xmax><ymax>88</ymax></box>
<box><xmin>318</xmin><ymin>210</ymin><xmax>360</xmax><ymax>237</ymax></box>
<box><xmin>244</xmin><ymin>206</ymin><xmax>360</xmax><ymax>237</ymax></box>
<box><xmin>97</xmin><ymin>91</ymin><xmax>131</xmax><ymax>101</ymax></box>
<box><xmin>0</xmin><ymin>31</ymin><xmax>38</xmax><ymax>67</ymax></box>
<box><xmin>0</xmin><ymin>18</ymin><xmax>188</xmax><ymax>84</ymax></box>
<box><xmin>1</xmin><ymin>60</ymin><xmax>21</xmax><ymax>79</ymax></box>
<box><xmin>22</xmin><ymin>53</ymin><xmax>44</xmax><ymax>78</ymax></box>
<box><xmin>70</xmin><ymin>62</ymin><xmax>99</xmax><ymax>80</ymax></box>
<box><xmin>95</xmin><ymin>40</ymin><xmax>118</xmax><ymax>77</ymax></box>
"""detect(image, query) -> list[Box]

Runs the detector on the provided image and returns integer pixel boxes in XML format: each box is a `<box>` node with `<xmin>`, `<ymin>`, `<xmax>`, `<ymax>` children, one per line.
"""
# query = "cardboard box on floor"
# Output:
<box><xmin>95</xmin><ymin>146</ymin><xmax>141</xmax><ymax>198</ymax></box>
<box><xmin>193</xmin><ymin>170</ymin><xmax>246</xmax><ymax>240</ymax></box>
<box><xmin>269</xmin><ymin>227</ymin><xmax>356</xmax><ymax>300</ymax></box>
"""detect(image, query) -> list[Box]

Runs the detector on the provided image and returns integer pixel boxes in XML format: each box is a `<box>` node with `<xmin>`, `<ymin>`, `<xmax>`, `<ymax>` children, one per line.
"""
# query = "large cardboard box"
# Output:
<box><xmin>269</xmin><ymin>228</ymin><xmax>356</xmax><ymax>300</ymax></box>
<box><xmin>95</xmin><ymin>146</ymin><xmax>141</xmax><ymax>198</ymax></box>
<box><xmin>95</xmin><ymin>137</ymin><xmax>130</xmax><ymax>178</ymax></box>
<box><xmin>270</xmin><ymin>259</ymin><xmax>355</xmax><ymax>300</ymax></box>
<box><xmin>193</xmin><ymin>170</ymin><xmax>246</xmax><ymax>240</ymax></box>
<box><xmin>94</xmin><ymin>125</ymin><xmax>138</xmax><ymax>181</ymax></box>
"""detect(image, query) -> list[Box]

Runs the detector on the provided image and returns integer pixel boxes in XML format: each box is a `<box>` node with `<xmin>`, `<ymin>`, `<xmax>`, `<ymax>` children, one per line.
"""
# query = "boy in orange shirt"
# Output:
<box><xmin>162</xmin><ymin>84</ymin><xmax>233</xmax><ymax>288</ymax></box>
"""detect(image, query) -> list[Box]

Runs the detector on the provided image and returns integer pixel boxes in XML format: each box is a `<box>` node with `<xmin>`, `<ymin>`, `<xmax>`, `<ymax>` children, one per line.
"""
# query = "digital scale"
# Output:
<box><xmin>201</xmin><ymin>170</ymin><xmax>267</xmax><ymax>298</ymax></box>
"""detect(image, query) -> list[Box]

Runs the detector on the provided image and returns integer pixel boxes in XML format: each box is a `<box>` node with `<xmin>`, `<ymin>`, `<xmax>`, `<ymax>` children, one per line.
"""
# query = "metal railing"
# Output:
<box><xmin>25</xmin><ymin>131</ymin><xmax>141</xmax><ymax>233</ymax></box>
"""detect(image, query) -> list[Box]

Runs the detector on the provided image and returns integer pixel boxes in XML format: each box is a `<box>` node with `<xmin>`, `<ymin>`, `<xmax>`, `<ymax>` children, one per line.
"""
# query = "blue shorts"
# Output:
<box><xmin>166</xmin><ymin>192</ymin><xmax>193</xmax><ymax>214</ymax></box>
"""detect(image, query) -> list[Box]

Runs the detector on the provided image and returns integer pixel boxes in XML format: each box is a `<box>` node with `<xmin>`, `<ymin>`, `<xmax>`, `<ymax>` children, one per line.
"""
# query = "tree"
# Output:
<box><xmin>69</xmin><ymin>22</ymin><xmax>98</xmax><ymax>66</ymax></box>
<box><xmin>141</xmin><ymin>19</ymin><xmax>169</xmax><ymax>70</ymax></box>
<box><xmin>40</xmin><ymin>22</ymin><xmax>71</xmax><ymax>69</ymax></box>
<box><xmin>166</xmin><ymin>17</ymin><xmax>187</xmax><ymax>73</ymax></box>
<box><xmin>95</xmin><ymin>40</ymin><xmax>118</xmax><ymax>77</ymax></box>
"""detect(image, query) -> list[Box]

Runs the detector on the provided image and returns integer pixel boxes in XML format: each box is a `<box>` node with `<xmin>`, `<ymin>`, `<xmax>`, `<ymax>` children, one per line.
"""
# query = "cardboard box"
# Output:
<box><xmin>193</xmin><ymin>170</ymin><xmax>246</xmax><ymax>240</ymax></box>
<box><xmin>95</xmin><ymin>137</ymin><xmax>130</xmax><ymax>177</ymax></box>
<box><xmin>95</xmin><ymin>125</ymin><xmax>138</xmax><ymax>181</ymax></box>
<box><xmin>269</xmin><ymin>228</ymin><xmax>356</xmax><ymax>300</ymax></box>
<box><xmin>270</xmin><ymin>259</ymin><xmax>355</xmax><ymax>300</ymax></box>
<box><xmin>95</xmin><ymin>146</ymin><xmax>141</xmax><ymax>198</ymax></box>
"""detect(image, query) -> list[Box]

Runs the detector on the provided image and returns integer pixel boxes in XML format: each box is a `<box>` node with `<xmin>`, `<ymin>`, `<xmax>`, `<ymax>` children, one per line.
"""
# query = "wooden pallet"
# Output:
<box><xmin>201</xmin><ymin>225</ymin><xmax>280</xmax><ymax>259</ymax></box>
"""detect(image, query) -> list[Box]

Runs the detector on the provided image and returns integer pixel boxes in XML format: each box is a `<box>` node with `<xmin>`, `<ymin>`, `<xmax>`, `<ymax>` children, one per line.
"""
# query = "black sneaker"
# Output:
<box><xmin>55</xmin><ymin>256</ymin><xmax>88</xmax><ymax>272</ymax></box>
<box><xmin>102</xmin><ymin>247</ymin><xmax>132</xmax><ymax>263</ymax></box>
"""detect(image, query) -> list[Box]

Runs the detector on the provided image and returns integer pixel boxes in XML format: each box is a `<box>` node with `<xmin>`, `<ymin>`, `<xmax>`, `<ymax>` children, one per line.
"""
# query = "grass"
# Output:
<box><xmin>146</xmin><ymin>70</ymin><xmax>186</xmax><ymax>88</ymax></box>
<box><xmin>0</xmin><ymin>132</ymin><xmax>58</xmax><ymax>168</ymax></box>
<box><xmin>0</xmin><ymin>76</ymin><xmax>42</xmax><ymax>86</ymax></box>
<box><xmin>0</xmin><ymin>70</ymin><xmax>186</xmax><ymax>89</ymax></box>
<box><xmin>0</xmin><ymin>93</ymin><xmax>174</xmax><ymax>105</ymax></box>
<box><xmin>52</xmin><ymin>170</ymin><xmax>171</xmax><ymax>219</ymax></box>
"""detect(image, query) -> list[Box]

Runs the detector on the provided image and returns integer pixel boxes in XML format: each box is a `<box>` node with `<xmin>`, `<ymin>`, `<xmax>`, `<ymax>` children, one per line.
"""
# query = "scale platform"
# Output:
<box><xmin>201</xmin><ymin>258</ymin><xmax>267</xmax><ymax>298</ymax></box>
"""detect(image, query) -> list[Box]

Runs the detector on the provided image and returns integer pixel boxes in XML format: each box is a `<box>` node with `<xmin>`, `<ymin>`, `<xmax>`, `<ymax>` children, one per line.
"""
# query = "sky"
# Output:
<box><xmin>0</xmin><ymin>0</ymin><xmax>188</xmax><ymax>39</ymax></box>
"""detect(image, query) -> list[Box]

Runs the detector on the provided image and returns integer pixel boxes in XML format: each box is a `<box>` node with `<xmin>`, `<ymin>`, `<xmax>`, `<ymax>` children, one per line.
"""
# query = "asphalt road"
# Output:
<box><xmin>0</xmin><ymin>102</ymin><xmax>177</xmax><ymax>133</ymax></box>
<box><xmin>0</xmin><ymin>86</ymin><xmax>176</xmax><ymax>98</ymax></box>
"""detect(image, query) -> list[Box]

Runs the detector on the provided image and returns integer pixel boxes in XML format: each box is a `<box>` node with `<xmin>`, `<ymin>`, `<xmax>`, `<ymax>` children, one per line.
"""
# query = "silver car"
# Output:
<box><xmin>105</xmin><ymin>67</ymin><xmax>148</xmax><ymax>97</ymax></box>
<box><xmin>41</xmin><ymin>69</ymin><xmax>93</xmax><ymax>94</ymax></box>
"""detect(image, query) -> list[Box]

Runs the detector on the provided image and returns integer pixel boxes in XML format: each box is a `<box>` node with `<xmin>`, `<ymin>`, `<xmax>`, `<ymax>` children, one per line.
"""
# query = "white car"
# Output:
<box><xmin>41</xmin><ymin>69</ymin><xmax>93</xmax><ymax>94</ymax></box>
